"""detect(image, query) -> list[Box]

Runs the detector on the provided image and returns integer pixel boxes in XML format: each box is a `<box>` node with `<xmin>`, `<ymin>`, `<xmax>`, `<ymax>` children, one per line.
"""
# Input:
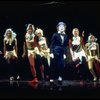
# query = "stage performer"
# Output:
<box><xmin>35</xmin><ymin>28</ymin><xmax>50</xmax><ymax>80</ymax></box>
<box><xmin>50</xmin><ymin>22</ymin><xmax>69</xmax><ymax>82</ymax></box>
<box><xmin>69</xmin><ymin>28</ymin><xmax>87</xmax><ymax>67</ymax></box>
<box><xmin>3</xmin><ymin>28</ymin><xmax>20</xmax><ymax>81</ymax></box>
<box><xmin>85</xmin><ymin>34</ymin><xmax>100</xmax><ymax>81</ymax></box>
<box><xmin>24</xmin><ymin>24</ymin><xmax>39</xmax><ymax>83</ymax></box>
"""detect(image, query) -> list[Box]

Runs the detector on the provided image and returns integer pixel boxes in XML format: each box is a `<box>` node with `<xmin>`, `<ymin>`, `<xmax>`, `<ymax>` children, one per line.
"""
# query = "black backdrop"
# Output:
<box><xmin>0</xmin><ymin>0</ymin><xmax>100</xmax><ymax>80</ymax></box>
<box><xmin>0</xmin><ymin>1</ymin><xmax>100</xmax><ymax>54</ymax></box>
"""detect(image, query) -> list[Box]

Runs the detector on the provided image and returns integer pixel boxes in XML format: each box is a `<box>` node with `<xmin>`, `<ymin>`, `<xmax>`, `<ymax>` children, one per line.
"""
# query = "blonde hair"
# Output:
<box><xmin>4</xmin><ymin>28</ymin><xmax>17</xmax><ymax>45</ymax></box>
<box><xmin>4</xmin><ymin>28</ymin><xmax>16</xmax><ymax>40</ymax></box>
<box><xmin>72</xmin><ymin>28</ymin><xmax>79</xmax><ymax>36</ymax></box>
<box><xmin>35</xmin><ymin>28</ymin><xmax>43</xmax><ymax>36</ymax></box>
<box><xmin>26</xmin><ymin>24</ymin><xmax>35</xmax><ymax>32</ymax></box>
<box><xmin>87</xmin><ymin>34</ymin><xmax>97</xmax><ymax>42</ymax></box>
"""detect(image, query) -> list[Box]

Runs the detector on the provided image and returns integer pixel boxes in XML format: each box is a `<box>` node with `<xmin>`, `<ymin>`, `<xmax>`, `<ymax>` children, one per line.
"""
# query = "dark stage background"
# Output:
<box><xmin>0</xmin><ymin>1</ymin><xmax>99</xmax><ymax>80</ymax></box>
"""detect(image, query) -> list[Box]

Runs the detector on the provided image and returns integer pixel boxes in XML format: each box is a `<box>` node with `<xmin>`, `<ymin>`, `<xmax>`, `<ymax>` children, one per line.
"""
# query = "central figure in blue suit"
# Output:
<box><xmin>50</xmin><ymin>22</ymin><xmax>69</xmax><ymax>82</ymax></box>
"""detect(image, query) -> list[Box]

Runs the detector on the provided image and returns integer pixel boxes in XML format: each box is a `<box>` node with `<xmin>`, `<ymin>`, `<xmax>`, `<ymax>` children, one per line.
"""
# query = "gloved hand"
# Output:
<box><xmin>50</xmin><ymin>53</ymin><xmax>54</xmax><ymax>59</ymax></box>
<box><xmin>63</xmin><ymin>54</ymin><xmax>66</xmax><ymax>59</ymax></box>
<box><xmin>22</xmin><ymin>53</ymin><xmax>26</xmax><ymax>58</ymax></box>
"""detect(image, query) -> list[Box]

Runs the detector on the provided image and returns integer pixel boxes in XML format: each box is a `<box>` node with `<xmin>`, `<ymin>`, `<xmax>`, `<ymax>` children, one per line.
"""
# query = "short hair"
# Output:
<box><xmin>26</xmin><ymin>24</ymin><xmax>35</xmax><ymax>32</ymax></box>
<box><xmin>87</xmin><ymin>34</ymin><xmax>97</xmax><ymax>42</ymax></box>
<box><xmin>56</xmin><ymin>22</ymin><xmax>67</xmax><ymax>28</ymax></box>
<box><xmin>72</xmin><ymin>28</ymin><xmax>79</xmax><ymax>36</ymax></box>
<box><xmin>35</xmin><ymin>28</ymin><xmax>43</xmax><ymax>36</ymax></box>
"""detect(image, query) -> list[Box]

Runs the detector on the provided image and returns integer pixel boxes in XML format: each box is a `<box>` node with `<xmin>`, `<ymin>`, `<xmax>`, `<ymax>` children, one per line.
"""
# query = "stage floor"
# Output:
<box><xmin>0</xmin><ymin>80</ymin><xmax>100</xmax><ymax>99</ymax></box>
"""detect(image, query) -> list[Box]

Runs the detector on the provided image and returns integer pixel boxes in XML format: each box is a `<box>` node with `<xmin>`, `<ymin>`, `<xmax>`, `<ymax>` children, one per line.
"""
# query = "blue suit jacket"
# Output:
<box><xmin>50</xmin><ymin>32</ymin><xmax>69</xmax><ymax>56</ymax></box>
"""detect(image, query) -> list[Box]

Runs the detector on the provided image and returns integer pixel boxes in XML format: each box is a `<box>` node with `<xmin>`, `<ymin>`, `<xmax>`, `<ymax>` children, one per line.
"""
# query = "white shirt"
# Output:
<box><xmin>58</xmin><ymin>31</ymin><xmax>65</xmax><ymax>43</ymax></box>
<box><xmin>72</xmin><ymin>36</ymin><xmax>80</xmax><ymax>45</ymax></box>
